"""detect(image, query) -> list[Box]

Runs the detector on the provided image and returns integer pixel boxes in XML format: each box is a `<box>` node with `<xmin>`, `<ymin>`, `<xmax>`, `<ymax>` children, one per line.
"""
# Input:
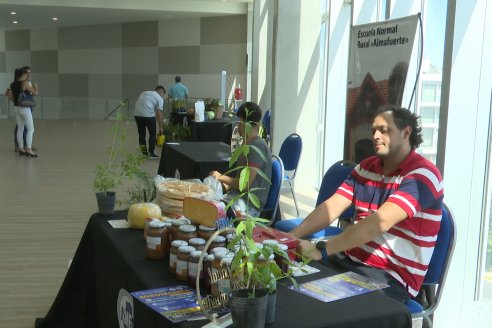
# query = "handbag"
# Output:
<box><xmin>18</xmin><ymin>90</ymin><xmax>36</xmax><ymax>107</ymax></box>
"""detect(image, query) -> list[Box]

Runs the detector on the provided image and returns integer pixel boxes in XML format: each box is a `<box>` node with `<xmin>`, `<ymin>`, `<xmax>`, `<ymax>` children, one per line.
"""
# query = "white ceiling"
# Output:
<box><xmin>0</xmin><ymin>0</ymin><xmax>251</xmax><ymax>31</ymax></box>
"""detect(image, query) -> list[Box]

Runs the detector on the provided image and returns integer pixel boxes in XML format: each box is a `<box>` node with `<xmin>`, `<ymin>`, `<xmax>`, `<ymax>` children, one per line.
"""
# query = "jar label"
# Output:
<box><xmin>169</xmin><ymin>253</ymin><xmax>177</xmax><ymax>268</ymax></box>
<box><xmin>188</xmin><ymin>262</ymin><xmax>200</xmax><ymax>278</ymax></box>
<box><xmin>147</xmin><ymin>236</ymin><xmax>161</xmax><ymax>250</ymax></box>
<box><xmin>176</xmin><ymin>259</ymin><xmax>188</xmax><ymax>275</ymax></box>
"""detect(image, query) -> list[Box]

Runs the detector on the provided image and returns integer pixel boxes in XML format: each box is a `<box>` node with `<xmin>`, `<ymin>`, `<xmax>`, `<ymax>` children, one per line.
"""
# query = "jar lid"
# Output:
<box><xmin>179</xmin><ymin>224</ymin><xmax>197</xmax><ymax>232</ymax></box>
<box><xmin>172</xmin><ymin>218</ymin><xmax>188</xmax><ymax>226</ymax></box>
<box><xmin>225</xmin><ymin>233</ymin><xmax>235</xmax><ymax>240</ymax></box>
<box><xmin>213</xmin><ymin>235</ymin><xmax>226</xmax><ymax>243</ymax></box>
<box><xmin>211</xmin><ymin>247</ymin><xmax>228</xmax><ymax>254</ymax></box>
<box><xmin>163</xmin><ymin>222</ymin><xmax>172</xmax><ymax>228</ymax></box>
<box><xmin>199</xmin><ymin>225</ymin><xmax>216</xmax><ymax>231</ymax></box>
<box><xmin>191</xmin><ymin>250</ymin><xmax>204</xmax><ymax>258</ymax></box>
<box><xmin>205</xmin><ymin>254</ymin><xmax>215</xmax><ymax>261</ymax></box>
<box><xmin>179</xmin><ymin>216</ymin><xmax>192</xmax><ymax>224</ymax></box>
<box><xmin>189</xmin><ymin>238</ymin><xmax>206</xmax><ymax>245</ymax></box>
<box><xmin>255</xmin><ymin>242</ymin><xmax>264</xmax><ymax>249</ymax></box>
<box><xmin>262</xmin><ymin>239</ymin><xmax>279</xmax><ymax>246</ymax></box>
<box><xmin>214</xmin><ymin>251</ymin><xmax>228</xmax><ymax>259</ymax></box>
<box><xmin>278</xmin><ymin>244</ymin><xmax>288</xmax><ymax>251</ymax></box>
<box><xmin>178</xmin><ymin>245</ymin><xmax>195</xmax><ymax>253</ymax></box>
<box><xmin>148</xmin><ymin>220</ymin><xmax>165</xmax><ymax>228</ymax></box>
<box><xmin>171</xmin><ymin>240</ymin><xmax>188</xmax><ymax>248</ymax></box>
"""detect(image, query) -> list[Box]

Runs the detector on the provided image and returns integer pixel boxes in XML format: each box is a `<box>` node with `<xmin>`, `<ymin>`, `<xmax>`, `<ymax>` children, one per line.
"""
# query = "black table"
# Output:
<box><xmin>158</xmin><ymin>142</ymin><xmax>231</xmax><ymax>181</ymax></box>
<box><xmin>190</xmin><ymin>118</ymin><xmax>236</xmax><ymax>144</ymax></box>
<box><xmin>36</xmin><ymin>212</ymin><xmax>411</xmax><ymax>328</ymax></box>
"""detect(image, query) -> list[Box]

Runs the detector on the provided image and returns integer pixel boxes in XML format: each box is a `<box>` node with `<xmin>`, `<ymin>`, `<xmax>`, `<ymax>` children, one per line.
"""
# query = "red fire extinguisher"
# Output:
<box><xmin>234</xmin><ymin>84</ymin><xmax>243</xmax><ymax>100</ymax></box>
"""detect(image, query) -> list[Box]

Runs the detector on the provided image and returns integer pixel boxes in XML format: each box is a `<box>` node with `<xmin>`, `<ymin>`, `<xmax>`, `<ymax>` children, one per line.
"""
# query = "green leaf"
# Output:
<box><xmin>236</xmin><ymin>221</ymin><xmax>246</xmax><ymax>234</ymax></box>
<box><xmin>247</xmin><ymin>192</ymin><xmax>260</xmax><ymax>209</ymax></box>
<box><xmin>239</xmin><ymin>167</ymin><xmax>250</xmax><ymax>192</ymax></box>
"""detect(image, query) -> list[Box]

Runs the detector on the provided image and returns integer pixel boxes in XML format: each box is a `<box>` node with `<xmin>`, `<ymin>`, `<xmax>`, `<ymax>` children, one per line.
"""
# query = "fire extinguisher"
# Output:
<box><xmin>234</xmin><ymin>84</ymin><xmax>243</xmax><ymax>100</ymax></box>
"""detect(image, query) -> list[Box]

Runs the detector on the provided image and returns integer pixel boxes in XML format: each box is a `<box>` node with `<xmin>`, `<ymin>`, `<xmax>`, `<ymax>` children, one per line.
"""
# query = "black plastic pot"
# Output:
<box><xmin>265</xmin><ymin>291</ymin><xmax>276</xmax><ymax>325</ymax></box>
<box><xmin>229</xmin><ymin>289</ymin><xmax>268</xmax><ymax>328</ymax></box>
<box><xmin>95</xmin><ymin>192</ymin><xmax>116</xmax><ymax>216</ymax></box>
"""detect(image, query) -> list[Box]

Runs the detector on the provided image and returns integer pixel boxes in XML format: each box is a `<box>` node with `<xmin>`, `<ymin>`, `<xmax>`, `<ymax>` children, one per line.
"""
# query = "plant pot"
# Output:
<box><xmin>213</xmin><ymin>106</ymin><xmax>224</xmax><ymax>119</ymax></box>
<box><xmin>265</xmin><ymin>291</ymin><xmax>276</xmax><ymax>325</ymax></box>
<box><xmin>229</xmin><ymin>289</ymin><xmax>268</xmax><ymax>328</ymax></box>
<box><xmin>96</xmin><ymin>192</ymin><xmax>116</xmax><ymax>216</ymax></box>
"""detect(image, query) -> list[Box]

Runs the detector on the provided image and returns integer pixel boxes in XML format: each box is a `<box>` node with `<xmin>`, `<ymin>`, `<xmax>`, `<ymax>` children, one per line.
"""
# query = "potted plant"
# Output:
<box><xmin>221</xmin><ymin>108</ymin><xmax>298</xmax><ymax>327</ymax></box>
<box><xmin>118</xmin><ymin>171</ymin><xmax>157</xmax><ymax>207</ymax></box>
<box><xmin>93</xmin><ymin>112</ymin><xmax>146</xmax><ymax>215</ymax></box>
<box><xmin>205</xmin><ymin>98</ymin><xmax>224</xmax><ymax>119</ymax></box>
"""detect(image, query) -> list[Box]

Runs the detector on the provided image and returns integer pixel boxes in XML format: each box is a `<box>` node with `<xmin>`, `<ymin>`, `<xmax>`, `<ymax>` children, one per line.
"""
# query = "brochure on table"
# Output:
<box><xmin>289</xmin><ymin>271</ymin><xmax>389</xmax><ymax>303</ymax></box>
<box><xmin>131</xmin><ymin>286</ymin><xmax>204</xmax><ymax>323</ymax></box>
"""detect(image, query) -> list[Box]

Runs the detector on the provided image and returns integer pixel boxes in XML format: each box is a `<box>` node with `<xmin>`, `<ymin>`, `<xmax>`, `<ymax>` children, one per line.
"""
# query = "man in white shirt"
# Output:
<box><xmin>134</xmin><ymin>85</ymin><xmax>165</xmax><ymax>159</ymax></box>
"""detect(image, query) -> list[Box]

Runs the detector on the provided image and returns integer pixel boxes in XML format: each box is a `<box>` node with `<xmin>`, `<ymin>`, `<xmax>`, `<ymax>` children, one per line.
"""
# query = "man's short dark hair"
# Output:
<box><xmin>375</xmin><ymin>105</ymin><xmax>423</xmax><ymax>149</ymax></box>
<box><xmin>175</xmin><ymin>76</ymin><xmax>181</xmax><ymax>83</ymax></box>
<box><xmin>237</xmin><ymin>102</ymin><xmax>262</xmax><ymax>123</ymax></box>
<box><xmin>155</xmin><ymin>85</ymin><xmax>166</xmax><ymax>93</ymax></box>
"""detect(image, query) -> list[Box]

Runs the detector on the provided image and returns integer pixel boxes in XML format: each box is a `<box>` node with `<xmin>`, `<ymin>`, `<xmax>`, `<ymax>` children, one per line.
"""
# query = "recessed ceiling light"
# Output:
<box><xmin>11</xmin><ymin>11</ymin><xmax>16</xmax><ymax>15</ymax></box>
<box><xmin>52</xmin><ymin>17</ymin><xmax>58</xmax><ymax>21</ymax></box>
<box><xmin>13</xmin><ymin>20</ymin><xmax>18</xmax><ymax>24</ymax></box>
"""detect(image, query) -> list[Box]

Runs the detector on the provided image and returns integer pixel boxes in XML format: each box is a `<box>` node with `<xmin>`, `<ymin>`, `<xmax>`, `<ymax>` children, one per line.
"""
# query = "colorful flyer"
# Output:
<box><xmin>131</xmin><ymin>285</ymin><xmax>204</xmax><ymax>323</ymax></box>
<box><xmin>289</xmin><ymin>271</ymin><xmax>389</xmax><ymax>303</ymax></box>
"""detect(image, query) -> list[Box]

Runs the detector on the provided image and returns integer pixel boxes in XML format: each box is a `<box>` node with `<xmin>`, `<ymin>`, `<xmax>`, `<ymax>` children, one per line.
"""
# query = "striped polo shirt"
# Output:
<box><xmin>336</xmin><ymin>150</ymin><xmax>444</xmax><ymax>297</ymax></box>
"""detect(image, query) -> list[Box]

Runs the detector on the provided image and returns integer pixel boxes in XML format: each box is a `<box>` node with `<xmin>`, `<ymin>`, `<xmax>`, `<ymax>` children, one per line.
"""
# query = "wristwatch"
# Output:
<box><xmin>316</xmin><ymin>240</ymin><xmax>329</xmax><ymax>262</ymax></box>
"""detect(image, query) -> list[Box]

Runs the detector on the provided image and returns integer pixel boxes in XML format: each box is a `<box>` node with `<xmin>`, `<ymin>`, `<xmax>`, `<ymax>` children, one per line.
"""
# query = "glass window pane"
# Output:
<box><xmin>421</xmin><ymin>107</ymin><xmax>437</xmax><ymax>123</ymax></box>
<box><xmin>422</xmin><ymin>128</ymin><xmax>434</xmax><ymax>147</ymax></box>
<box><xmin>422</xmin><ymin>84</ymin><xmax>437</xmax><ymax>102</ymax></box>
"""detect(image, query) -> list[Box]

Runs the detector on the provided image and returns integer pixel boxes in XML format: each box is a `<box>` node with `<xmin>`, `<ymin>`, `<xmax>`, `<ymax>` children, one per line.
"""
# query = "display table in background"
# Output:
<box><xmin>190</xmin><ymin>117</ymin><xmax>237</xmax><ymax>144</ymax></box>
<box><xmin>158</xmin><ymin>142</ymin><xmax>231</xmax><ymax>180</ymax></box>
<box><xmin>36</xmin><ymin>212</ymin><xmax>411</xmax><ymax>328</ymax></box>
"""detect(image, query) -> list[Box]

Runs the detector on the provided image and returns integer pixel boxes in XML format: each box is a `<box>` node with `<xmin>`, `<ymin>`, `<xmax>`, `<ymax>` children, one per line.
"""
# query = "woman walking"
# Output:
<box><xmin>10</xmin><ymin>67</ymin><xmax>39</xmax><ymax>157</ymax></box>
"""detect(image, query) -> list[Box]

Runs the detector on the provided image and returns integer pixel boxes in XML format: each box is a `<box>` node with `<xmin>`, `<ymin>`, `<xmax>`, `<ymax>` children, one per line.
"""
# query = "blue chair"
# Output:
<box><xmin>260</xmin><ymin>155</ymin><xmax>284</xmax><ymax>226</ymax></box>
<box><xmin>404</xmin><ymin>203</ymin><xmax>456</xmax><ymax>327</ymax></box>
<box><xmin>278</xmin><ymin>133</ymin><xmax>303</xmax><ymax>217</ymax></box>
<box><xmin>275</xmin><ymin>160</ymin><xmax>356</xmax><ymax>239</ymax></box>
<box><xmin>261</xmin><ymin>109</ymin><xmax>272</xmax><ymax>144</ymax></box>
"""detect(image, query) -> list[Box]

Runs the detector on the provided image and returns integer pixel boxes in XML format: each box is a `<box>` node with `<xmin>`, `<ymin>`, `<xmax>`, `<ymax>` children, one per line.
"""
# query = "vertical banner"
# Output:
<box><xmin>344</xmin><ymin>15</ymin><xmax>418</xmax><ymax>162</ymax></box>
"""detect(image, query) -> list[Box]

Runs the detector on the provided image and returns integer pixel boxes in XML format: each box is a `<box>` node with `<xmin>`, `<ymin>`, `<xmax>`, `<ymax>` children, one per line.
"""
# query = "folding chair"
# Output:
<box><xmin>278</xmin><ymin>133</ymin><xmax>303</xmax><ymax>217</ymax></box>
<box><xmin>275</xmin><ymin>160</ymin><xmax>356</xmax><ymax>239</ymax></box>
<box><xmin>404</xmin><ymin>203</ymin><xmax>456</xmax><ymax>327</ymax></box>
<box><xmin>260</xmin><ymin>155</ymin><xmax>284</xmax><ymax>226</ymax></box>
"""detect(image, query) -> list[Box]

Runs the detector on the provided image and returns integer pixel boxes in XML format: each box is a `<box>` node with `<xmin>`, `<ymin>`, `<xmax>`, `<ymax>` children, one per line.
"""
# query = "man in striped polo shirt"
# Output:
<box><xmin>293</xmin><ymin>106</ymin><xmax>443</xmax><ymax>303</ymax></box>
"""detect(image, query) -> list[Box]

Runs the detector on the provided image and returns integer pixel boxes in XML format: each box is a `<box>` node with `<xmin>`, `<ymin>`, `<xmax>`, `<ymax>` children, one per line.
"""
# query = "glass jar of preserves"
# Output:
<box><xmin>176</xmin><ymin>245</ymin><xmax>195</xmax><ymax>282</ymax></box>
<box><xmin>176</xmin><ymin>224</ymin><xmax>198</xmax><ymax>242</ymax></box>
<box><xmin>169</xmin><ymin>240</ymin><xmax>188</xmax><ymax>275</ymax></box>
<box><xmin>161</xmin><ymin>221</ymin><xmax>172</xmax><ymax>258</ymax></box>
<box><xmin>203</xmin><ymin>254</ymin><xmax>214</xmax><ymax>292</ymax></box>
<box><xmin>275</xmin><ymin>243</ymin><xmax>289</xmax><ymax>273</ymax></box>
<box><xmin>211</xmin><ymin>247</ymin><xmax>228</xmax><ymax>256</ymax></box>
<box><xmin>188</xmin><ymin>250</ymin><xmax>205</xmax><ymax>289</ymax></box>
<box><xmin>210</xmin><ymin>235</ymin><xmax>226</xmax><ymax>250</ymax></box>
<box><xmin>211</xmin><ymin>251</ymin><xmax>228</xmax><ymax>297</ymax></box>
<box><xmin>197</xmin><ymin>225</ymin><xmax>216</xmax><ymax>241</ymax></box>
<box><xmin>143</xmin><ymin>217</ymin><xmax>155</xmax><ymax>240</ymax></box>
<box><xmin>170</xmin><ymin>218</ymin><xmax>188</xmax><ymax>242</ymax></box>
<box><xmin>188</xmin><ymin>238</ymin><xmax>206</xmax><ymax>251</ymax></box>
<box><xmin>146</xmin><ymin>220</ymin><xmax>166</xmax><ymax>260</ymax></box>
<box><xmin>218</xmin><ymin>256</ymin><xmax>234</xmax><ymax>295</ymax></box>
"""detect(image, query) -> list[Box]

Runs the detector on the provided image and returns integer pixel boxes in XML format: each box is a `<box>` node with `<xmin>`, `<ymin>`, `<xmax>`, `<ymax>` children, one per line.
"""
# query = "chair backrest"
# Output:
<box><xmin>278</xmin><ymin>133</ymin><xmax>303</xmax><ymax>177</ymax></box>
<box><xmin>421</xmin><ymin>203</ymin><xmax>456</xmax><ymax>315</ymax></box>
<box><xmin>262</xmin><ymin>109</ymin><xmax>272</xmax><ymax>137</ymax></box>
<box><xmin>261</xmin><ymin>155</ymin><xmax>284</xmax><ymax>225</ymax></box>
<box><xmin>317</xmin><ymin>160</ymin><xmax>356</xmax><ymax>219</ymax></box>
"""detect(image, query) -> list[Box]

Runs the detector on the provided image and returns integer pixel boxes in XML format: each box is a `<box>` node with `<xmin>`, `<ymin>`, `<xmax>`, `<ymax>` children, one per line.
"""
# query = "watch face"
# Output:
<box><xmin>316</xmin><ymin>241</ymin><xmax>326</xmax><ymax>250</ymax></box>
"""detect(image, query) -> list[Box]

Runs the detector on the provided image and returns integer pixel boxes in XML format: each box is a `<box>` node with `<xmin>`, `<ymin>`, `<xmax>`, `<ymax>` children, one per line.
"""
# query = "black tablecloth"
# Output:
<box><xmin>36</xmin><ymin>212</ymin><xmax>411</xmax><ymax>328</ymax></box>
<box><xmin>190</xmin><ymin>118</ymin><xmax>236</xmax><ymax>144</ymax></box>
<box><xmin>158</xmin><ymin>142</ymin><xmax>231</xmax><ymax>180</ymax></box>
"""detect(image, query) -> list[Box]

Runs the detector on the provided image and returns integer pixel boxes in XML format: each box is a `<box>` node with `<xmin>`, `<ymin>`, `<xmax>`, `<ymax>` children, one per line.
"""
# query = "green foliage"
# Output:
<box><xmin>161</xmin><ymin>123</ymin><xmax>191</xmax><ymax>141</ymax></box>
<box><xmin>118</xmin><ymin>171</ymin><xmax>157</xmax><ymax>207</ymax></box>
<box><xmin>204</xmin><ymin>98</ymin><xmax>223</xmax><ymax>112</ymax></box>
<box><xmin>224</xmin><ymin>107</ymin><xmax>297</xmax><ymax>296</ymax></box>
<box><xmin>93</xmin><ymin>112</ymin><xmax>146</xmax><ymax>195</ymax></box>
<box><xmin>172</xmin><ymin>99</ymin><xmax>187</xmax><ymax>111</ymax></box>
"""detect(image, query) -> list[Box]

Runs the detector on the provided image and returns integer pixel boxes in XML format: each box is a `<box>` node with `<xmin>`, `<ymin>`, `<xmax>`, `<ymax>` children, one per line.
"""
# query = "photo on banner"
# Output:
<box><xmin>344</xmin><ymin>15</ymin><xmax>418</xmax><ymax>163</ymax></box>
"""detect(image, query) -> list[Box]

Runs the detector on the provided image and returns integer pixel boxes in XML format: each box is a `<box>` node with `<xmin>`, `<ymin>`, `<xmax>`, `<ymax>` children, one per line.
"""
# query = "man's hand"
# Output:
<box><xmin>209</xmin><ymin>171</ymin><xmax>222</xmax><ymax>179</ymax></box>
<box><xmin>296</xmin><ymin>239</ymin><xmax>322</xmax><ymax>261</ymax></box>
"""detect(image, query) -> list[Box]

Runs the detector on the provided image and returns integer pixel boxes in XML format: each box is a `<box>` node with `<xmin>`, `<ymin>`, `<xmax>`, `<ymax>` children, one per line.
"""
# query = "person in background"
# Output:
<box><xmin>292</xmin><ymin>106</ymin><xmax>443</xmax><ymax>303</ymax></box>
<box><xmin>168</xmin><ymin>75</ymin><xmax>189</xmax><ymax>104</ymax></box>
<box><xmin>10</xmin><ymin>67</ymin><xmax>39</xmax><ymax>157</ymax></box>
<box><xmin>209</xmin><ymin>102</ymin><xmax>272</xmax><ymax>218</ymax></box>
<box><xmin>133</xmin><ymin>85</ymin><xmax>166</xmax><ymax>159</ymax></box>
